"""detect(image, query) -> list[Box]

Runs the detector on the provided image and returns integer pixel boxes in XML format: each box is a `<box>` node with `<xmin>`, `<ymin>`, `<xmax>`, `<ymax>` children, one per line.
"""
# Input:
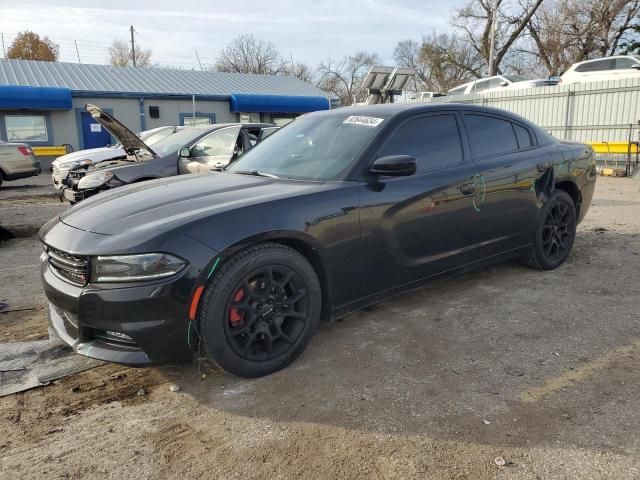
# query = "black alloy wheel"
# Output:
<box><xmin>521</xmin><ymin>189</ymin><xmax>577</xmax><ymax>270</ymax></box>
<box><xmin>197</xmin><ymin>243</ymin><xmax>321</xmax><ymax>377</ymax></box>
<box><xmin>224</xmin><ymin>266</ymin><xmax>310</xmax><ymax>361</ymax></box>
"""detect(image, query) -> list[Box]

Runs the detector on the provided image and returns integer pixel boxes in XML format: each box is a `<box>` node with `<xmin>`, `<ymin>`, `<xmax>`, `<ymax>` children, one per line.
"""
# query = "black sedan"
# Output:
<box><xmin>61</xmin><ymin>104</ymin><xmax>276</xmax><ymax>203</ymax></box>
<box><xmin>40</xmin><ymin>104</ymin><xmax>597</xmax><ymax>377</ymax></box>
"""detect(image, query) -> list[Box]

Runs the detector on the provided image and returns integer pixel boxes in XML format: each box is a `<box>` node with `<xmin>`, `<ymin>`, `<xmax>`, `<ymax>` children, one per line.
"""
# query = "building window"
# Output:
<box><xmin>240</xmin><ymin>113</ymin><xmax>260</xmax><ymax>123</ymax></box>
<box><xmin>272</xmin><ymin>116</ymin><xmax>296</xmax><ymax>127</ymax></box>
<box><xmin>183</xmin><ymin>116</ymin><xmax>212</xmax><ymax>127</ymax></box>
<box><xmin>5</xmin><ymin>114</ymin><xmax>48</xmax><ymax>142</ymax></box>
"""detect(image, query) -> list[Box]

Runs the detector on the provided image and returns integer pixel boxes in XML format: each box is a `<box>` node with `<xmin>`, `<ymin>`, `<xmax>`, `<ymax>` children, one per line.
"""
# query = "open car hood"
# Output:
<box><xmin>85</xmin><ymin>103</ymin><xmax>157</xmax><ymax>157</ymax></box>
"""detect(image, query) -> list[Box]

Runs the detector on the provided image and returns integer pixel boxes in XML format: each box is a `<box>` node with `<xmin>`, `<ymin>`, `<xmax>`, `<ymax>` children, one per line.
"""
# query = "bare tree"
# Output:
<box><xmin>526</xmin><ymin>0</ymin><xmax>640</xmax><ymax>75</ymax></box>
<box><xmin>214</xmin><ymin>34</ymin><xmax>287</xmax><ymax>75</ymax></box>
<box><xmin>108</xmin><ymin>39</ymin><xmax>152</xmax><ymax>68</ymax></box>
<box><xmin>287</xmin><ymin>61</ymin><xmax>319</xmax><ymax>85</ymax></box>
<box><xmin>419</xmin><ymin>31</ymin><xmax>485</xmax><ymax>92</ymax></box>
<box><xmin>453</xmin><ymin>0</ymin><xmax>544</xmax><ymax>75</ymax></box>
<box><xmin>393</xmin><ymin>39</ymin><xmax>428</xmax><ymax>91</ymax></box>
<box><xmin>317</xmin><ymin>52</ymin><xmax>381</xmax><ymax>105</ymax></box>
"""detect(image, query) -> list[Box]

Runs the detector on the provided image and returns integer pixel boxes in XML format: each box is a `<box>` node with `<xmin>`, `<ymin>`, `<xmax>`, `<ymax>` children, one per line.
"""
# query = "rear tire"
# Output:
<box><xmin>0</xmin><ymin>170</ymin><xmax>4</xmax><ymax>187</ymax></box>
<box><xmin>197</xmin><ymin>243</ymin><xmax>322</xmax><ymax>377</ymax></box>
<box><xmin>520</xmin><ymin>190</ymin><xmax>576</xmax><ymax>270</ymax></box>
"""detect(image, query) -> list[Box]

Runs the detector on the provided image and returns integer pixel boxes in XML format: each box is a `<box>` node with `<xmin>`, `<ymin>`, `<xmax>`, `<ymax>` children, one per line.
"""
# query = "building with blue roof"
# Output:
<box><xmin>0</xmin><ymin>59</ymin><xmax>330</xmax><ymax>151</ymax></box>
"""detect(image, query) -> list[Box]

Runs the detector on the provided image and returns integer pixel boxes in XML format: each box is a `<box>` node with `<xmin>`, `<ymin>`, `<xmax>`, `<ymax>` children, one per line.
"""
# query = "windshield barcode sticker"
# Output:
<box><xmin>343</xmin><ymin>116</ymin><xmax>384</xmax><ymax>127</ymax></box>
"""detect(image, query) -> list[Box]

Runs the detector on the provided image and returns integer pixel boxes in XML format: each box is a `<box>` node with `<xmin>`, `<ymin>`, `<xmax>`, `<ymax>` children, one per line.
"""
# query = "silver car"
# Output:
<box><xmin>0</xmin><ymin>141</ymin><xmax>41</xmax><ymax>187</ymax></box>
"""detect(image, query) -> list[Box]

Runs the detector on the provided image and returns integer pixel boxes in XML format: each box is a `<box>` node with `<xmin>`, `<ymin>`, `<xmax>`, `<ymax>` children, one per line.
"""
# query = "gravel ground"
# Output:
<box><xmin>1</xmin><ymin>174</ymin><xmax>639</xmax><ymax>479</ymax></box>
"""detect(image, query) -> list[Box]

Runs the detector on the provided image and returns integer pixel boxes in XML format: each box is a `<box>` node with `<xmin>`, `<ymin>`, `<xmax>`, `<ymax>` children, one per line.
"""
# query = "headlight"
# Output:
<box><xmin>78</xmin><ymin>171</ymin><xmax>113</xmax><ymax>189</ymax></box>
<box><xmin>92</xmin><ymin>253</ymin><xmax>187</xmax><ymax>282</ymax></box>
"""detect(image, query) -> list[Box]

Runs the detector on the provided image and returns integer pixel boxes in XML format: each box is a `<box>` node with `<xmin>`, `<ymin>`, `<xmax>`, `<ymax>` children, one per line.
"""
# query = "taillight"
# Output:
<box><xmin>17</xmin><ymin>146</ymin><xmax>32</xmax><ymax>156</ymax></box>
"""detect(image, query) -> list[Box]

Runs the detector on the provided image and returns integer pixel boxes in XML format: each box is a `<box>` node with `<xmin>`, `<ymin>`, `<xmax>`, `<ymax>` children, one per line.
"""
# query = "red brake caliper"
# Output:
<box><xmin>229</xmin><ymin>289</ymin><xmax>245</xmax><ymax>327</ymax></box>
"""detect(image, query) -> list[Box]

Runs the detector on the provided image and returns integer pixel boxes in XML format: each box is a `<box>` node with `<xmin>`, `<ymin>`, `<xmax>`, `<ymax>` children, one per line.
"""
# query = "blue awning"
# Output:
<box><xmin>0</xmin><ymin>85</ymin><xmax>72</xmax><ymax>110</ymax></box>
<box><xmin>230</xmin><ymin>94</ymin><xmax>330</xmax><ymax>114</ymax></box>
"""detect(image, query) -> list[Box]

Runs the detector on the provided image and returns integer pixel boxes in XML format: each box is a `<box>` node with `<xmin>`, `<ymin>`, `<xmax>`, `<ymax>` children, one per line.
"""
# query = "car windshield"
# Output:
<box><xmin>503</xmin><ymin>74</ymin><xmax>527</xmax><ymax>82</ymax></box>
<box><xmin>227</xmin><ymin>113</ymin><xmax>388</xmax><ymax>181</ymax></box>
<box><xmin>149</xmin><ymin>127</ymin><xmax>208</xmax><ymax>157</ymax></box>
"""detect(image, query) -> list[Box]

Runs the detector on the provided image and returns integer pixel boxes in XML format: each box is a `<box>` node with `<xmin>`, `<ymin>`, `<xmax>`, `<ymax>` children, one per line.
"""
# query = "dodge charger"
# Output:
<box><xmin>40</xmin><ymin>104</ymin><xmax>597</xmax><ymax>377</ymax></box>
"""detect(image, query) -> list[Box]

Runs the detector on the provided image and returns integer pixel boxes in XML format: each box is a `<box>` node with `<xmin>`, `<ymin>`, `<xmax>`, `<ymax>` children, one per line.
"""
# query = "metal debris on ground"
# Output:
<box><xmin>169</xmin><ymin>384</ymin><xmax>181</xmax><ymax>392</ymax></box>
<box><xmin>137</xmin><ymin>387</ymin><xmax>146</xmax><ymax>396</ymax></box>
<box><xmin>494</xmin><ymin>456</ymin><xmax>506</xmax><ymax>467</ymax></box>
<box><xmin>0</xmin><ymin>340</ymin><xmax>103</xmax><ymax>396</ymax></box>
<box><xmin>483</xmin><ymin>419</ymin><xmax>491</xmax><ymax>425</ymax></box>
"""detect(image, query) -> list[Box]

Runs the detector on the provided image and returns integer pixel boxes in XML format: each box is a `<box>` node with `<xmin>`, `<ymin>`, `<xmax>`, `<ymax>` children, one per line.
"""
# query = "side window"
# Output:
<box><xmin>191</xmin><ymin>126</ymin><xmax>241</xmax><ymax>159</ymax></box>
<box><xmin>575</xmin><ymin>60</ymin><xmax>614</xmax><ymax>72</ymax></box>
<box><xmin>513</xmin><ymin>124</ymin><xmax>533</xmax><ymax>149</ymax></box>
<box><xmin>377</xmin><ymin>114</ymin><xmax>463</xmax><ymax>172</ymax></box>
<box><xmin>464</xmin><ymin>114</ymin><xmax>518</xmax><ymax>158</ymax></box>
<box><xmin>615</xmin><ymin>57</ymin><xmax>638</xmax><ymax>69</ymax></box>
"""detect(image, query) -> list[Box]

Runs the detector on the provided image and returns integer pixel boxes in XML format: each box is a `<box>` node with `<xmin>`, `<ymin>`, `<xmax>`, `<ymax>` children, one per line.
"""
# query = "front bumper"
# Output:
<box><xmin>59</xmin><ymin>186</ymin><xmax>100</xmax><ymax>203</ymax></box>
<box><xmin>42</xmin><ymin>254</ymin><xmax>195</xmax><ymax>366</ymax></box>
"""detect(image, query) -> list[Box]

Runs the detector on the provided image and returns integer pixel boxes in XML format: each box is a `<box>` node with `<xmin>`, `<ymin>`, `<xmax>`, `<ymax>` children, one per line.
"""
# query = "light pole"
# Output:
<box><xmin>488</xmin><ymin>0</ymin><xmax>500</xmax><ymax>76</ymax></box>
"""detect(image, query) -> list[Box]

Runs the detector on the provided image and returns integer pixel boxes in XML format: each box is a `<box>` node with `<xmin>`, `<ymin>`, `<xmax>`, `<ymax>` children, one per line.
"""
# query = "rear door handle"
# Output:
<box><xmin>460</xmin><ymin>183</ymin><xmax>477</xmax><ymax>195</ymax></box>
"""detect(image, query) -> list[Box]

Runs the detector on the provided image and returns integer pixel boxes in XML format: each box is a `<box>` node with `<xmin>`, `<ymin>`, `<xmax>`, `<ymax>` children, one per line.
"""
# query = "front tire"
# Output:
<box><xmin>197</xmin><ymin>243</ymin><xmax>322</xmax><ymax>377</ymax></box>
<box><xmin>521</xmin><ymin>190</ymin><xmax>577</xmax><ymax>270</ymax></box>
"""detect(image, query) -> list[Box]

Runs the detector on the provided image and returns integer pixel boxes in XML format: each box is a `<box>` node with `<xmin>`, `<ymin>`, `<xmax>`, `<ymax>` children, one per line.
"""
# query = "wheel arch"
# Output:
<box><xmin>554</xmin><ymin>179</ymin><xmax>581</xmax><ymax>217</ymax></box>
<box><xmin>213</xmin><ymin>231</ymin><xmax>333</xmax><ymax>322</ymax></box>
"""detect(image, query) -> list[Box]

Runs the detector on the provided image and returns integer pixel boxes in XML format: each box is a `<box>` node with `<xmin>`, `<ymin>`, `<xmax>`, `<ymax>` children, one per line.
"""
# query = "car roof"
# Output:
<box><xmin>307</xmin><ymin>103</ymin><xmax>531</xmax><ymax>120</ymax></box>
<box><xmin>187</xmin><ymin>123</ymin><xmax>273</xmax><ymax>132</ymax></box>
<box><xmin>574</xmin><ymin>55</ymin><xmax>640</xmax><ymax>65</ymax></box>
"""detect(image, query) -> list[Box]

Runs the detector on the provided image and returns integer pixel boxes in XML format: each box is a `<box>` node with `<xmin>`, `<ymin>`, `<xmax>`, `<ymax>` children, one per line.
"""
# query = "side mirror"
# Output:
<box><xmin>178</xmin><ymin>146</ymin><xmax>191</xmax><ymax>158</ymax></box>
<box><xmin>499</xmin><ymin>81</ymin><xmax>509</xmax><ymax>87</ymax></box>
<box><xmin>631</xmin><ymin>64</ymin><xmax>640</xmax><ymax>70</ymax></box>
<box><xmin>369</xmin><ymin>155</ymin><xmax>417</xmax><ymax>177</ymax></box>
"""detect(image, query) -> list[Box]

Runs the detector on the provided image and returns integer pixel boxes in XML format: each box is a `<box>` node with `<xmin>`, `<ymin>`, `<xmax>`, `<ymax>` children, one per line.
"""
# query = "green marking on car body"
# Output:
<box><xmin>207</xmin><ymin>257</ymin><xmax>220</xmax><ymax>279</ymax></box>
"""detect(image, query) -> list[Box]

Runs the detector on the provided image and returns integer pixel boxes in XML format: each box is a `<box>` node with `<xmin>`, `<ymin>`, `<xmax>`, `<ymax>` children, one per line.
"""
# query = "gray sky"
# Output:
<box><xmin>0</xmin><ymin>0</ymin><xmax>465</xmax><ymax>69</ymax></box>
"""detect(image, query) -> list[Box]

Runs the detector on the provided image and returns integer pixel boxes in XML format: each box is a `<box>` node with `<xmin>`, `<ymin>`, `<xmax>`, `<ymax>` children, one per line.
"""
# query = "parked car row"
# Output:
<box><xmin>55</xmin><ymin>104</ymin><xmax>279</xmax><ymax>204</ymax></box>
<box><xmin>410</xmin><ymin>55</ymin><xmax>640</xmax><ymax>99</ymax></box>
<box><xmin>51</xmin><ymin>125</ymin><xmax>184</xmax><ymax>189</ymax></box>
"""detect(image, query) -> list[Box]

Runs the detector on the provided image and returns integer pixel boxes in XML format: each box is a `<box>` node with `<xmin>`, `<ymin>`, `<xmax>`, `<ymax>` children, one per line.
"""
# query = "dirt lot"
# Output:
<box><xmin>1</xmin><ymin>173</ymin><xmax>640</xmax><ymax>479</ymax></box>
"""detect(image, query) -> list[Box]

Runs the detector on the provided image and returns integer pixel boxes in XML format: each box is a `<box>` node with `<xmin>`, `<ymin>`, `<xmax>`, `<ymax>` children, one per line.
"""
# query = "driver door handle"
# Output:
<box><xmin>460</xmin><ymin>183</ymin><xmax>477</xmax><ymax>195</ymax></box>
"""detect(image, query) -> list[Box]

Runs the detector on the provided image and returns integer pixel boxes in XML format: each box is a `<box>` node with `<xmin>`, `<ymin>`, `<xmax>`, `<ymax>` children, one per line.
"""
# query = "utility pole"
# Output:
<box><xmin>195</xmin><ymin>50</ymin><xmax>203</xmax><ymax>70</ymax></box>
<box><xmin>1</xmin><ymin>33</ymin><xmax>5</xmax><ymax>58</ymax></box>
<box><xmin>74</xmin><ymin>40</ymin><xmax>81</xmax><ymax>63</ymax></box>
<box><xmin>488</xmin><ymin>0</ymin><xmax>500</xmax><ymax>76</ymax></box>
<box><xmin>130</xmin><ymin>25</ymin><xmax>136</xmax><ymax>67</ymax></box>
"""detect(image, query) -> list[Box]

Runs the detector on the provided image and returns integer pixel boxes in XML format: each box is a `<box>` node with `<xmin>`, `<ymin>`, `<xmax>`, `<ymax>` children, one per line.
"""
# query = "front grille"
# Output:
<box><xmin>47</xmin><ymin>247</ymin><xmax>89</xmax><ymax>285</ymax></box>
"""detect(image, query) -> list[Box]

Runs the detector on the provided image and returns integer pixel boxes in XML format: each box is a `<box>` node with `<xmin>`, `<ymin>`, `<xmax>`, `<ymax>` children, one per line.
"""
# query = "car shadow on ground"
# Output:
<box><xmin>171</xmin><ymin>230</ymin><xmax>640</xmax><ymax>452</ymax></box>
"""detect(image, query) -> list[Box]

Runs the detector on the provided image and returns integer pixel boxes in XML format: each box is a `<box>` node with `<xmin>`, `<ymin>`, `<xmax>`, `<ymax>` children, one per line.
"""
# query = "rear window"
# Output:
<box><xmin>615</xmin><ymin>57</ymin><xmax>639</xmax><ymax>69</ymax></box>
<box><xmin>464</xmin><ymin>114</ymin><xmax>518</xmax><ymax>158</ymax></box>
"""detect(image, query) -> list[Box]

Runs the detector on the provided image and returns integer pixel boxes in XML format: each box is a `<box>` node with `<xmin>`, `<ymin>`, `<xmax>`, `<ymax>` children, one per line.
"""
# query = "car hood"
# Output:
<box><xmin>59</xmin><ymin>172</ymin><xmax>328</xmax><ymax>235</ymax></box>
<box><xmin>85</xmin><ymin>103</ymin><xmax>157</xmax><ymax>157</ymax></box>
<box><xmin>52</xmin><ymin>147</ymin><xmax>124</xmax><ymax>167</ymax></box>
